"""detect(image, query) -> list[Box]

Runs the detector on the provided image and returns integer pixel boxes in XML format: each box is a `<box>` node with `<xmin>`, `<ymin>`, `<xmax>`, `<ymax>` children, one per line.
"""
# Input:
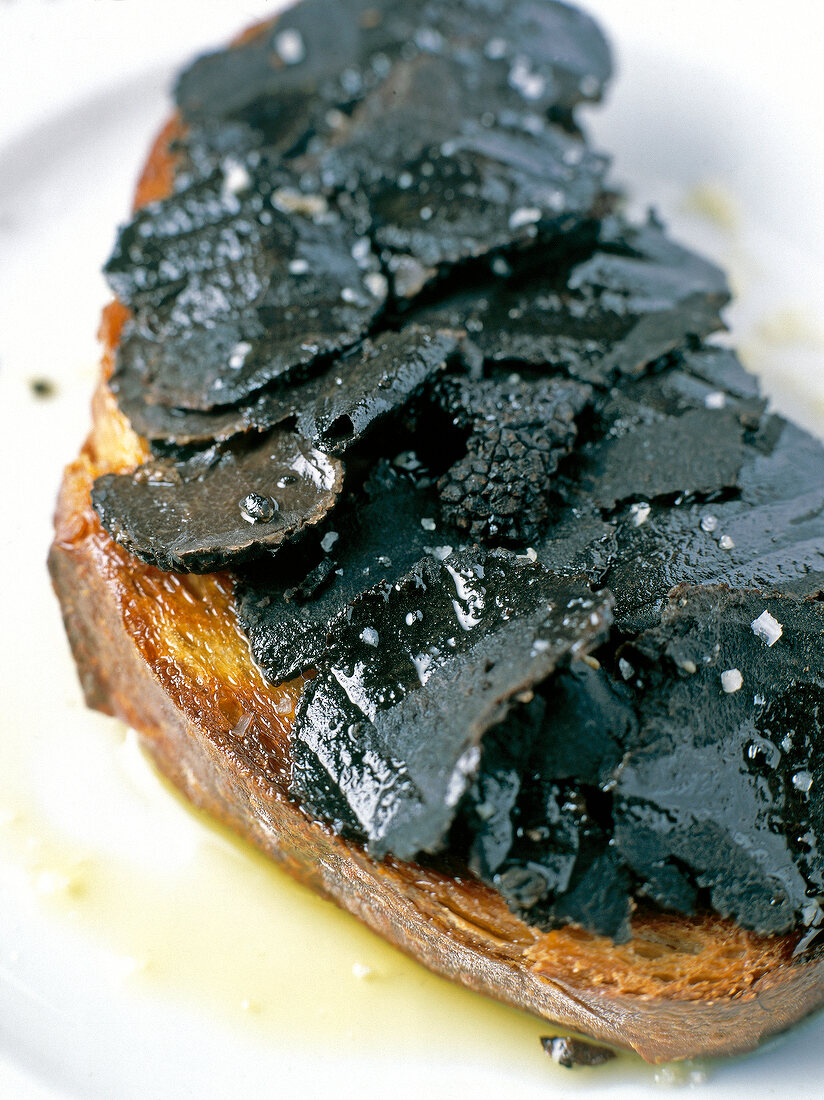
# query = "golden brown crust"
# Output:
<box><xmin>48</xmin><ymin>89</ymin><xmax>824</xmax><ymax>1066</ymax></box>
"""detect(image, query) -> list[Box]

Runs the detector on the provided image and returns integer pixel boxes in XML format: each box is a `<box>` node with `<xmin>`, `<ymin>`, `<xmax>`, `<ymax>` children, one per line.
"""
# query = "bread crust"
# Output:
<box><xmin>48</xmin><ymin>98</ymin><xmax>824</xmax><ymax>1067</ymax></box>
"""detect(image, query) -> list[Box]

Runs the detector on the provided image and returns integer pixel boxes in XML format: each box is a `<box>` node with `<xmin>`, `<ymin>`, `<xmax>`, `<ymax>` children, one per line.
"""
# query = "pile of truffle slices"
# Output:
<box><xmin>92</xmin><ymin>0</ymin><xmax>824</xmax><ymax>945</ymax></box>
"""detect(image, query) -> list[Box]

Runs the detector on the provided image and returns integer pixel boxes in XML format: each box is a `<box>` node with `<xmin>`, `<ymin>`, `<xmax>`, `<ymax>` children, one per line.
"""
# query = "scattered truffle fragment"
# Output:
<box><xmin>613</xmin><ymin>584</ymin><xmax>824</xmax><ymax>935</ymax></box>
<box><xmin>106</xmin><ymin>164</ymin><xmax>385</xmax><ymax>412</ymax></box>
<box><xmin>236</xmin><ymin>460</ymin><xmax>450</xmax><ymax>683</ymax></box>
<box><xmin>414</xmin><ymin>215</ymin><xmax>728</xmax><ymax>385</ymax></box>
<box><xmin>30</xmin><ymin>377</ymin><xmax>57</xmax><ymax>399</ymax></box>
<box><xmin>91</xmin><ymin>429</ymin><xmax>343</xmax><ymax>573</ymax></box>
<box><xmin>435</xmin><ymin>374</ymin><xmax>592</xmax><ymax>541</ymax></box>
<box><xmin>541</xmin><ymin>1035</ymin><xmax>617</xmax><ymax>1069</ymax></box>
<box><xmin>290</xmin><ymin>553</ymin><xmax>612</xmax><ymax>859</ymax></box>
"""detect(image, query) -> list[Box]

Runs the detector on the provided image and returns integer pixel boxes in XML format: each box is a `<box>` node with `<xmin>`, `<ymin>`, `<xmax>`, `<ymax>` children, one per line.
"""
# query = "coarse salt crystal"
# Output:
<box><xmin>618</xmin><ymin>658</ymin><xmax>634</xmax><ymax>681</ymax></box>
<box><xmin>630</xmin><ymin>501</ymin><xmax>651</xmax><ymax>527</ymax></box>
<box><xmin>509</xmin><ymin>206</ymin><xmax>542</xmax><ymax>230</ymax></box>
<box><xmin>721</xmin><ymin>668</ymin><xmax>743</xmax><ymax>693</ymax></box>
<box><xmin>751</xmin><ymin>609</ymin><xmax>783</xmax><ymax>647</ymax></box>
<box><xmin>364</xmin><ymin>272</ymin><xmax>388</xmax><ymax>299</ymax></box>
<box><xmin>273</xmin><ymin>28</ymin><xmax>306</xmax><ymax>65</ymax></box>
<box><xmin>793</xmin><ymin>771</ymin><xmax>814</xmax><ymax>794</ymax></box>
<box><xmin>228</xmin><ymin>341</ymin><xmax>252</xmax><ymax>369</ymax></box>
<box><xmin>222</xmin><ymin>159</ymin><xmax>251</xmax><ymax>195</ymax></box>
<box><xmin>484</xmin><ymin>37</ymin><xmax>508</xmax><ymax>60</ymax></box>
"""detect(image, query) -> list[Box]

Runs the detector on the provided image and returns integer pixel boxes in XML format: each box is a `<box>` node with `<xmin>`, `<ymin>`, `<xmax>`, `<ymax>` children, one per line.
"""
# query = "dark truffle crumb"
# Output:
<box><xmin>30</xmin><ymin>377</ymin><xmax>57</xmax><ymax>399</ymax></box>
<box><xmin>541</xmin><ymin>1035</ymin><xmax>617</xmax><ymax>1068</ymax></box>
<box><xmin>91</xmin><ymin>429</ymin><xmax>343</xmax><ymax>573</ymax></box>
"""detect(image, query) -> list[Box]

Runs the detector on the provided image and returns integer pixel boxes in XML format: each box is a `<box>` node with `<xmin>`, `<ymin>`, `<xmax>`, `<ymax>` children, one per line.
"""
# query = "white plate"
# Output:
<box><xmin>1</xmin><ymin>3</ymin><xmax>823</xmax><ymax>1097</ymax></box>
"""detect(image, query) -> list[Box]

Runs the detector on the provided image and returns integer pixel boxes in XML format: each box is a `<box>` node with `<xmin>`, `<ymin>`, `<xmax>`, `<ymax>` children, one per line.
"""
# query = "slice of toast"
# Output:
<box><xmin>47</xmin><ymin>109</ymin><xmax>824</xmax><ymax>1065</ymax></box>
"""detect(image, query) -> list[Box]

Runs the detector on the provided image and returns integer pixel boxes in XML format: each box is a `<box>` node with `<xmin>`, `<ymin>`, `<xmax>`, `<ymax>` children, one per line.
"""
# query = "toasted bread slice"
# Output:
<box><xmin>48</xmin><ymin>84</ymin><xmax>824</xmax><ymax>1071</ymax></box>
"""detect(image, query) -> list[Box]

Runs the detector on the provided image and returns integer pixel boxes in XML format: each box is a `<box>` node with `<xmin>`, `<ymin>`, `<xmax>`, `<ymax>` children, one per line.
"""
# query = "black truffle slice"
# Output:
<box><xmin>603</xmin><ymin>344</ymin><xmax>765</xmax><ymax>424</ymax></box>
<box><xmin>290</xmin><ymin>552</ymin><xmax>613</xmax><ymax>859</ymax></box>
<box><xmin>574</xmin><ymin>405</ymin><xmax>751</xmax><ymax>510</ymax></box>
<box><xmin>606</xmin><ymin>415</ymin><xmax>824</xmax><ymax>631</ymax></box>
<box><xmin>114</xmin><ymin>326</ymin><xmax>458</xmax><ymax>450</ymax></box>
<box><xmin>104</xmin><ymin>171</ymin><xmax>269</xmax><ymax>314</ymax></box>
<box><xmin>435</xmin><ymin>374</ymin><xmax>592</xmax><ymax>541</ymax></box>
<box><xmin>535</xmin><ymin>497</ymin><xmax>617</xmax><ymax>583</ymax></box>
<box><xmin>175</xmin><ymin>0</ymin><xmax>611</xmax><ymax>152</ymax></box>
<box><xmin>110</xmin><ymin>337</ymin><xmax>309</xmax><ymax>447</ymax></box>
<box><xmin>428</xmin><ymin>0</ymin><xmax>613</xmax><ymax>113</ymax></box>
<box><xmin>293</xmin><ymin>327</ymin><xmax>459</xmax><ymax>454</ymax></box>
<box><xmin>613</xmin><ymin>584</ymin><xmax>824</xmax><ymax>936</ymax></box>
<box><xmin>91</xmin><ymin>430</ymin><xmax>343</xmax><ymax>573</ymax></box>
<box><xmin>174</xmin><ymin>0</ymin><xmax>416</xmax><ymax>154</ymax></box>
<box><xmin>106</xmin><ymin>168</ymin><xmax>386</xmax><ymax>412</ymax></box>
<box><xmin>413</xmin><ymin>216</ymin><xmax>729</xmax><ymax>385</ymax></box>
<box><xmin>520</xmin><ymin>346</ymin><xmax>769</xmax><ymax>618</ymax></box>
<box><xmin>463</xmin><ymin>662</ymin><xmax>636</xmax><ymax>939</ymax></box>
<box><xmin>326</xmin><ymin>122</ymin><xmax>608</xmax><ymax>279</ymax></box>
<box><xmin>236</xmin><ymin>459</ymin><xmax>452</xmax><ymax>683</ymax></box>
<box><xmin>672</xmin><ymin>343</ymin><xmax>762</xmax><ymax>401</ymax></box>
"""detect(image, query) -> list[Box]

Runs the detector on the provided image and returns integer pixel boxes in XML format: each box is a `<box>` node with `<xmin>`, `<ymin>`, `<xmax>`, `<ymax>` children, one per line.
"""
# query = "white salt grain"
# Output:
<box><xmin>751</xmin><ymin>609</ymin><xmax>783</xmax><ymax>647</ymax></box>
<box><xmin>721</xmin><ymin>668</ymin><xmax>743</xmax><ymax>693</ymax></box>
<box><xmin>273</xmin><ymin>28</ymin><xmax>306</xmax><ymax>65</ymax></box>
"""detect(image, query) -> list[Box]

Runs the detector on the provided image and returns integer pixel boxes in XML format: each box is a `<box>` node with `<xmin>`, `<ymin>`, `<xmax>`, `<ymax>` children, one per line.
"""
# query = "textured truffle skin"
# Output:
<box><xmin>49</xmin><ymin>23</ymin><xmax>824</xmax><ymax>1066</ymax></box>
<box><xmin>436</xmin><ymin>375</ymin><xmax>591</xmax><ymax>541</ymax></box>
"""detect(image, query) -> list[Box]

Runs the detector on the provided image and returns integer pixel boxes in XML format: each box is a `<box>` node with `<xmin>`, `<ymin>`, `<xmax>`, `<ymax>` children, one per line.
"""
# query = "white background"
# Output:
<box><xmin>1</xmin><ymin>2</ymin><xmax>823</xmax><ymax>1097</ymax></box>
